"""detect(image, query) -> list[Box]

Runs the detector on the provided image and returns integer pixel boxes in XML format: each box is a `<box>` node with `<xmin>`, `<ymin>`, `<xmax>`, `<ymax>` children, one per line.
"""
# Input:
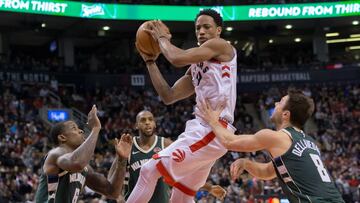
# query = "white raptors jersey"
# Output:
<box><xmin>191</xmin><ymin>47</ymin><xmax>237</xmax><ymax>124</ymax></box>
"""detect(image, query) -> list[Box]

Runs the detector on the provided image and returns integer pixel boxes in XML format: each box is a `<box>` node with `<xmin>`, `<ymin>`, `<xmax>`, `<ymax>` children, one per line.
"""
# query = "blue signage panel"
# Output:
<box><xmin>47</xmin><ymin>109</ymin><xmax>70</xmax><ymax>122</ymax></box>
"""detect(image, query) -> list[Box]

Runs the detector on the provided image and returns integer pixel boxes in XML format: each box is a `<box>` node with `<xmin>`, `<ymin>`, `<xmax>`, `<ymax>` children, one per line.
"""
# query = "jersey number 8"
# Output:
<box><xmin>309</xmin><ymin>154</ymin><xmax>331</xmax><ymax>182</ymax></box>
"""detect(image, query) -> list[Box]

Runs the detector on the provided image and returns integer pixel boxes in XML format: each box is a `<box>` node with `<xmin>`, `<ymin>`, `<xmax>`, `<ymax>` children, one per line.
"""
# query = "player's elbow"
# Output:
<box><xmin>172</xmin><ymin>62</ymin><xmax>186</xmax><ymax>68</ymax></box>
<box><xmin>262</xmin><ymin>173</ymin><xmax>277</xmax><ymax>181</ymax></box>
<box><xmin>163</xmin><ymin>101</ymin><xmax>174</xmax><ymax>105</ymax></box>
<box><xmin>265</xmin><ymin>176</ymin><xmax>276</xmax><ymax>181</ymax></box>
<box><xmin>161</xmin><ymin>97</ymin><xmax>171</xmax><ymax>105</ymax></box>
<box><xmin>168</xmin><ymin>56</ymin><xmax>187</xmax><ymax>68</ymax></box>
<box><xmin>262</xmin><ymin>163</ymin><xmax>277</xmax><ymax>180</ymax></box>
<box><xmin>160</xmin><ymin>93</ymin><xmax>176</xmax><ymax>105</ymax></box>
<box><xmin>161</xmin><ymin>96</ymin><xmax>174</xmax><ymax>105</ymax></box>
<box><xmin>69</xmin><ymin>157</ymin><xmax>89</xmax><ymax>171</ymax></box>
<box><xmin>70</xmin><ymin>161</ymin><xmax>87</xmax><ymax>172</ymax></box>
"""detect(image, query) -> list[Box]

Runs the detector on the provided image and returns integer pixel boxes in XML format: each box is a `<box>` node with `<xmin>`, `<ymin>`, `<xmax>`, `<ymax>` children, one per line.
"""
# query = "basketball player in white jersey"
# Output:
<box><xmin>127</xmin><ymin>9</ymin><xmax>237</xmax><ymax>203</ymax></box>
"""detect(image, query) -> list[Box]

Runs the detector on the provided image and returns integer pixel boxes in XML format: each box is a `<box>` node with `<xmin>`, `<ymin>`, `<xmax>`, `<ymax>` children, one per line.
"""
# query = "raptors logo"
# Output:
<box><xmin>172</xmin><ymin>149</ymin><xmax>186</xmax><ymax>162</ymax></box>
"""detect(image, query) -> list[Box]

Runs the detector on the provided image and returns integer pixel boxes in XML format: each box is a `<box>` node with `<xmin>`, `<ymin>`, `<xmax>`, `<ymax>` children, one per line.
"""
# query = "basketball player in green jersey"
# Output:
<box><xmin>35</xmin><ymin>105</ymin><xmax>132</xmax><ymax>203</ymax></box>
<box><xmin>123</xmin><ymin>110</ymin><xmax>227</xmax><ymax>202</ymax></box>
<box><xmin>197</xmin><ymin>90</ymin><xmax>344</xmax><ymax>203</ymax></box>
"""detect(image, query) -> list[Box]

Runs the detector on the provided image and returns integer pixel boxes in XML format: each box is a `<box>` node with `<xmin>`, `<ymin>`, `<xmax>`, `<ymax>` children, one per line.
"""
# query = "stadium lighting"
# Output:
<box><xmin>350</xmin><ymin>34</ymin><xmax>360</xmax><ymax>38</ymax></box>
<box><xmin>269</xmin><ymin>39</ymin><xmax>274</xmax><ymax>43</ymax></box>
<box><xmin>285</xmin><ymin>24</ymin><xmax>292</xmax><ymax>29</ymax></box>
<box><xmin>326</xmin><ymin>37</ymin><xmax>360</xmax><ymax>44</ymax></box>
<box><xmin>348</xmin><ymin>46</ymin><xmax>360</xmax><ymax>50</ymax></box>
<box><xmin>352</xmin><ymin>21</ymin><xmax>359</xmax><ymax>25</ymax></box>
<box><xmin>41</xmin><ymin>23</ymin><xmax>46</xmax><ymax>28</ymax></box>
<box><xmin>102</xmin><ymin>26</ymin><xmax>110</xmax><ymax>31</ymax></box>
<box><xmin>226</xmin><ymin>27</ymin><xmax>233</xmax><ymax>31</ymax></box>
<box><xmin>234</xmin><ymin>40</ymin><xmax>238</xmax><ymax>45</ymax></box>
<box><xmin>227</xmin><ymin>41</ymin><xmax>231</xmax><ymax>44</ymax></box>
<box><xmin>294</xmin><ymin>38</ymin><xmax>301</xmax><ymax>42</ymax></box>
<box><xmin>326</xmin><ymin>33</ymin><xmax>339</xmax><ymax>37</ymax></box>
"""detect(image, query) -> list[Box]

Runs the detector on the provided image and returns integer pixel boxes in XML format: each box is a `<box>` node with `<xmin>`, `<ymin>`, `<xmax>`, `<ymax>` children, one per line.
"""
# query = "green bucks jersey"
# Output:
<box><xmin>124</xmin><ymin>135</ymin><xmax>170</xmax><ymax>203</ymax></box>
<box><xmin>35</xmin><ymin>158</ymin><xmax>88</xmax><ymax>203</ymax></box>
<box><xmin>271</xmin><ymin>127</ymin><xmax>344</xmax><ymax>203</ymax></box>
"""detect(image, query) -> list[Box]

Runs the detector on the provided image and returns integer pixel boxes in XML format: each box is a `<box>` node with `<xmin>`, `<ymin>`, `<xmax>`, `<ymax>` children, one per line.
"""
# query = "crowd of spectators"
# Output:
<box><xmin>0</xmin><ymin>81</ymin><xmax>49</xmax><ymax>203</ymax></box>
<box><xmin>0</xmin><ymin>79</ymin><xmax>358</xmax><ymax>202</ymax></box>
<box><xmin>0</xmin><ymin>50</ymin><xmax>178</xmax><ymax>74</ymax></box>
<box><xmin>1</xmin><ymin>48</ymin><xmax>358</xmax><ymax>76</ymax></box>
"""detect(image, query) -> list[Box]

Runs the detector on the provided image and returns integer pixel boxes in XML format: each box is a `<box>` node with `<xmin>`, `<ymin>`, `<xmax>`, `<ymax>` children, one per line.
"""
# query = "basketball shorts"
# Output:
<box><xmin>153</xmin><ymin>118</ymin><xmax>236</xmax><ymax>196</ymax></box>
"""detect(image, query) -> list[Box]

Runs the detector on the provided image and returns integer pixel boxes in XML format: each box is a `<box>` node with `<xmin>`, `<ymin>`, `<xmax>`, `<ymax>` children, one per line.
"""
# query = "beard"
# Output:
<box><xmin>142</xmin><ymin>129</ymin><xmax>154</xmax><ymax>137</ymax></box>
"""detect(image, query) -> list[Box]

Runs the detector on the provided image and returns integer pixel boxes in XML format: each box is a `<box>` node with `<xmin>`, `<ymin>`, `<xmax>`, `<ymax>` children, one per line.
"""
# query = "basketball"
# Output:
<box><xmin>136</xmin><ymin>21</ymin><xmax>160</xmax><ymax>56</ymax></box>
<box><xmin>136</xmin><ymin>21</ymin><xmax>170</xmax><ymax>57</ymax></box>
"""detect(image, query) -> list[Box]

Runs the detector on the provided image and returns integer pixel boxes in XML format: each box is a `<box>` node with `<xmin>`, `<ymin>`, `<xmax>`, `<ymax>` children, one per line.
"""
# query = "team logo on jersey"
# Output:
<box><xmin>221</xmin><ymin>65</ymin><xmax>230</xmax><ymax>78</ymax></box>
<box><xmin>172</xmin><ymin>149</ymin><xmax>186</xmax><ymax>162</ymax></box>
<box><xmin>153</xmin><ymin>147</ymin><xmax>162</xmax><ymax>153</ymax></box>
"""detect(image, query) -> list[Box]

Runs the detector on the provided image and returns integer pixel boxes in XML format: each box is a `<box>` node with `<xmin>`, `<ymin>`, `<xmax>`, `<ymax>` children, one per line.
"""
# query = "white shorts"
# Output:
<box><xmin>153</xmin><ymin>118</ymin><xmax>236</xmax><ymax>196</ymax></box>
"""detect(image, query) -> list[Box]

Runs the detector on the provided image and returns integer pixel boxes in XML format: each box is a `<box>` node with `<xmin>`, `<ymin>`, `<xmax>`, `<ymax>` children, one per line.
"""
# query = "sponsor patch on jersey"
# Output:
<box><xmin>153</xmin><ymin>147</ymin><xmax>162</xmax><ymax>153</ymax></box>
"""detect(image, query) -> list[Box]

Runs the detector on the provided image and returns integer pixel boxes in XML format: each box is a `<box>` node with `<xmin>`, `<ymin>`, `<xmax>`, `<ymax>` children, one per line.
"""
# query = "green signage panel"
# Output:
<box><xmin>0</xmin><ymin>0</ymin><xmax>359</xmax><ymax>21</ymax></box>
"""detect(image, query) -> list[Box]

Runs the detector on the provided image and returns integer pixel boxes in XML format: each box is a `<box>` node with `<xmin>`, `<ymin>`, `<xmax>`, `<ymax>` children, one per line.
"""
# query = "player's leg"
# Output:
<box><xmin>126</xmin><ymin>159</ymin><xmax>161</xmax><ymax>203</ymax></box>
<box><xmin>169</xmin><ymin>188</ymin><xmax>195</xmax><ymax>203</ymax></box>
<box><xmin>168</xmin><ymin>162</ymin><xmax>214</xmax><ymax>203</ymax></box>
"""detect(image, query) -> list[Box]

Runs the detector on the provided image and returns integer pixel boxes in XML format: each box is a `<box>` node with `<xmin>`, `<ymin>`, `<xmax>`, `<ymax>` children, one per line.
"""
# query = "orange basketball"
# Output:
<box><xmin>136</xmin><ymin>21</ymin><xmax>160</xmax><ymax>57</ymax></box>
<box><xmin>136</xmin><ymin>21</ymin><xmax>170</xmax><ymax>57</ymax></box>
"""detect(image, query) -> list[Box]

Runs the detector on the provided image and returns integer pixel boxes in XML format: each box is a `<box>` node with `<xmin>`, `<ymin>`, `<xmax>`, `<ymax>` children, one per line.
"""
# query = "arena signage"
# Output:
<box><xmin>0</xmin><ymin>0</ymin><xmax>359</xmax><ymax>21</ymax></box>
<box><xmin>239</xmin><ymin>72</ymin><xmax>311</xmax><ymax>83</ymax></box>
<box><xmin>0</xmin><ymin>71</ymin><xmax>50</xmax><ymax>82</ymax></box>
<box><xmin>47</xmin><ymin>109</ymin><xmax>70</xmax><ymax>122</ymax></box>
<box><xmin>0</xmin><ymin>0</ymin><xmax>68</xmax><ymax>14</ymax></box>
<box><xmin>247</xmin><ymin>3</ymin><xmax>360</xmax><ymax>19</ymax></box>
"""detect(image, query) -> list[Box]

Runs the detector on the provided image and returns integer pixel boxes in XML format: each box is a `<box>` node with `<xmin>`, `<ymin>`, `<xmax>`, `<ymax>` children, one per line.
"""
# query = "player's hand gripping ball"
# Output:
<box><xmin>135</xmin><ymin>20</ymin><xmax>170</xmax><ymax>57</ymax></box>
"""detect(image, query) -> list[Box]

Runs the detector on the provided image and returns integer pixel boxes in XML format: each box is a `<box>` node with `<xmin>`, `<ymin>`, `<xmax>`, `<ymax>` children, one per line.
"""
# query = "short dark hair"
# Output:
<box><xmin>50</xmin><ymin>122</ymin><xmax>67</xmax><ymax>145</ymax></box>
<box><xmin>195</xmin><ymin>9</ymin><xmax>223</xmax><ymax>28</ymax></box>
<box><xmin>283</xmin><ymin>89</ymin><xmax>315</xmax><ymax>129</ymax></box>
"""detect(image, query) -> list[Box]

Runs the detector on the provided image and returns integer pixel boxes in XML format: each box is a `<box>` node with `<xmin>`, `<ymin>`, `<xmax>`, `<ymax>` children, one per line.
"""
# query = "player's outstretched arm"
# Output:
<box><xmin>230</xmin><ymin>159</ymin><xmax>276</xmax><ymax>181</ymax></box>
<box><xmin>147</xmin><ymin>21</ymin><xmax>231</xmax><ymax>67</ymax></box>
<box><xmin>56</xmin><ymin>105</ymin><xmax>101</xmax><ymax>172</ymax></box>
<box><xmin>85</xmin><ymin>133</ymin><xmax>132</xmax><ymax>200</ymax></box>
<box><xmin>158</xmin><ymin>38</ymin><xmax>227</xmax><ymax>67</ymax></box>
<box><xmin>197</xmin><ymin>99</ymin><xmax>277</xmax><ymax>152</ymax></box>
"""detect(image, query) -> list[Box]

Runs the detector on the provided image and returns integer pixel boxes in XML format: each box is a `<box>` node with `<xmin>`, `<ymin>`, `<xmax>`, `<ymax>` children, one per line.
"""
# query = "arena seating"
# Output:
<box><xmin>0</xmin><ymin>75</ymin><xmax>358</xmax><ymax>202</ymax></box>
